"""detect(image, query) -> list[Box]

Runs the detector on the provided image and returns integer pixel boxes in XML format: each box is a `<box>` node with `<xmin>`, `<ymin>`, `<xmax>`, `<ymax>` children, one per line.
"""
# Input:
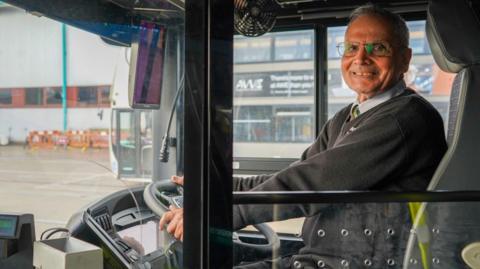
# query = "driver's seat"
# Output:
<box><xmin>405</xmin><ymin>0</ymin><xmax>480</xmax><ymax>268</ymax></box>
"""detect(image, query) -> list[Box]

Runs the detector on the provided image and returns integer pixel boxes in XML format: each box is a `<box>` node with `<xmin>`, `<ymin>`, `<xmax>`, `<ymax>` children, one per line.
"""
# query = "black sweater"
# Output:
<box><xmin>233</xmin><ymin>89</ymin><xmax>447</xmax><ymax>267</ymax></box>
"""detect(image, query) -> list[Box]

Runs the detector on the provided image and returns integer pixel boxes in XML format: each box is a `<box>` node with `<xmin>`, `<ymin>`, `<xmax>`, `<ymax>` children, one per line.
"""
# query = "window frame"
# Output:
<box><xmin>233</xmin><ymin>24</ymin><xmax>326</xmax><ymax>175</ymax></box>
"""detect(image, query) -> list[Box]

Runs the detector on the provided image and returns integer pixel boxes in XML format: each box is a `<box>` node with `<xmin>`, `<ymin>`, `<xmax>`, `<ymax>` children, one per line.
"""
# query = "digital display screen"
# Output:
<box><xmin>117</xmin><ymin>220</ymin><xmax>165</xmax><ymax>256</ymax></box>
<box><xmin>132</xmin><ymin>21</ymin><xmax>167</xmax><ymax>109</ymax></box>
<box><xmin>0</xmin><ymin>216</ymin><xmax>17</xmax><ymax>238</ymax></box>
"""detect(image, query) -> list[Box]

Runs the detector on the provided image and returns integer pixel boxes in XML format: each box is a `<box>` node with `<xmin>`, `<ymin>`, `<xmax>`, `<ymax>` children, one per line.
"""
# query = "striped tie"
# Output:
<box><xmin>350</xmin><ymin>104</ymin><xmax>360</xmax><ymax>121</ymax></box>
<box><xmin>348</xmin><ymin>104</ymin><xmax>360</xmax><ymax>121</ymax></box>
<box><xmin>350</xmin><ymin>104</ymin><xmax>360</xmax><ymax>117</ymax></box>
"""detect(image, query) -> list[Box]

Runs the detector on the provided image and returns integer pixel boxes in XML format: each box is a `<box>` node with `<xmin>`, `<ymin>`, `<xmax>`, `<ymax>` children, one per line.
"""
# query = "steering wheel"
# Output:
<box><xmin>143</xmin><ymin>180</ymin><xmax>183</xmax><ymax>215</ymax></box>
<box><xmin>143</xmin><ymin>180</ymin><xmax>280</xmax><ymax>255</ymax></box>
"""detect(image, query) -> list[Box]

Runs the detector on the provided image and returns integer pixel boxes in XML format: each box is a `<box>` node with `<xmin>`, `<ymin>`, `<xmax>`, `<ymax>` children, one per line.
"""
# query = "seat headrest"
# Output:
<box><xmin>426</xmin><ymin>0</ymin><xmax>480</xmax><ymax>73</ymax></box>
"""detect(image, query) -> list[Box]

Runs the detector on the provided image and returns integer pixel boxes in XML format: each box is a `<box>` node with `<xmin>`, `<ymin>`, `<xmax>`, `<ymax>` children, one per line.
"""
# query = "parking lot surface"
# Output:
<box><xmin>0</xmin><ymin>145</ymin><xmax>142</xmax><ymax>239</ymax></box>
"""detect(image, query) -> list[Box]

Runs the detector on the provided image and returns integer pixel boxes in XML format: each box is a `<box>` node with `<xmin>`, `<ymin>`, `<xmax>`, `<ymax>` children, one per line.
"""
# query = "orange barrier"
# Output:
<box><xmin>55</xmin><ymin>133</ymin><xmax>69</xmax><ymax>147</ymax></box>
<box><xmin>27</xmin><ymin>129</ymin><xmax>109</xmax><ymax>150</ymax></box>
<box><xmin>28</xmin><ymin>131</ymin><xmax>50</xmax><ymax>148</ymax></box>
<box><xmin>48</xmin><ymin>130</ymin><xmax>68</xmax><ymax>148</ymax></box>
<box><xmin>90</xmin><ymin>130</ymin><xmax>109</xmax><ymax>148</ymax></box>
<box><xmin>67</xmin><ymin>130</ymin><xmax>90</xmax><ymax>149</ymax></box>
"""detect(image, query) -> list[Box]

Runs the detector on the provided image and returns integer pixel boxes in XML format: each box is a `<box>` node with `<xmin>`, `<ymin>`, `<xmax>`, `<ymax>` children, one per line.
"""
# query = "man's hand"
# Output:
<box><xmin>159</xmin><ymin>205</ymin><xmax>184</xmax><ymax>241</ymax></box>
<box><xmin>171</xmin><ymin>175</ymin><xmax>184</xmax><ymax>186</ymax></box>
<box><xmin>158</xmin><ymin>175</ymin><xmax>185</xmax><ymax>241</ymax></box>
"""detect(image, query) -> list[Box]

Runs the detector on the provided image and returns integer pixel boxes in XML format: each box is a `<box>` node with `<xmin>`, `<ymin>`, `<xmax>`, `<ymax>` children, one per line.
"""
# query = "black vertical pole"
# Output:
<box><xmin>315</xmin><ymin>25</ymin><xmax>328</xmax><ymax>134</ymax></box>
<box><xmin>184</xmin><ymin>0</ymin><xmax>234</xmax><ymax>268</ymax></box>
<box><xmin>208</xmin><ymin>0</ymin><xmax>234</xmax><ymax>267</ymax></box>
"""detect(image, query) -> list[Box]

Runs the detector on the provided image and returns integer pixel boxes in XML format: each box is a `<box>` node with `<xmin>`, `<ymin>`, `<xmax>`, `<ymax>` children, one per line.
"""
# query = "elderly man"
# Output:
<box><xmin>160</xmin><ymin>4</ymin><xmax>447</xmax><ymax>268</ymax></box>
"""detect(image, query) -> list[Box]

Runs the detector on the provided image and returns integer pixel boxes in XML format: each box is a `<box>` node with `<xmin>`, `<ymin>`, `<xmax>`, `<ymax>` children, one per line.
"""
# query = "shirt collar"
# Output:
<box><xmin>353</xmin><ymin>80</ymin><xmax>406</xmax><ymax>115</ymax></box>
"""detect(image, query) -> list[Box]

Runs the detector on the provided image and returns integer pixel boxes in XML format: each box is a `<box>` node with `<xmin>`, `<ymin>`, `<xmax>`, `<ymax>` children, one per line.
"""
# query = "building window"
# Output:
<box><xmin>14</xmin><ymin>86</ymin><xmax>111</xmax><ymax>108</ymax></box>
<box><xmin>327</xmin><ymin>26</ymin><xmax>347</xmax><ymax>59</ymax></box>
<box><xmin>234</xmin><ymin>31</ymin><xmax>315</xmax><ymax>64</ymax></box>
<box><xmin>25</xmin><ymin>88</ymin><xmax>44</xmax><ymax>105</ymax></box>
<box><xmin>77</xmin><ymin>86</ymin><xmax>98</xmax><ymax>105</ymax></box>
<box><xmin>274</xmin><ymin>31</ymin><xmax>313</xmax><ymax>61</ymax></box>
<box><xmin>99</xmin><ymin>86</ymin><xmax>110</xmax><ymax>105</ymax></box>
<box><xmin>274</xmin><ymin>107</ymin><xmax>313</xmax><ymax>142</ymax></box>
<box><xmin>409</xmin><ymin>21</ymin><xmax>431</xmax><ymax>55</ymax></box>
<box><xmin>0</xmin><ymin>89</ymin><xmax>12</xmax><ymax>105</ymax></box>
<box><xmin>234</xmin><ymin>106</ymin><xmax>273</xmax><ymax>143</ymax></box>
<box><xmin>234</xmin><ymin>36</ymin><xmax>272</xmax><ymax>63</ymax></box>
<box><xmin>234</xmin><ymin>105</ymin><xmax>314</xmax><ymax>143</ymax></box>
<box><xmin>46</xmin><ymin>87</ymin><xmax>62</xmax><ymax>105</ymax></box>
<box><xmin>233</xmin><ymin>29</ymin><xmax>315</xmax><ymax>158</ymax></box>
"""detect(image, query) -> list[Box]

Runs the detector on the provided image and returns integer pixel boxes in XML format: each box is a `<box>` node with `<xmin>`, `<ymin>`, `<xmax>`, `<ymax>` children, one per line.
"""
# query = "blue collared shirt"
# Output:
<box><xmin>351</xmin><ymin>80</ymin><xmax>407</xmax><ymax>116</ymax></box>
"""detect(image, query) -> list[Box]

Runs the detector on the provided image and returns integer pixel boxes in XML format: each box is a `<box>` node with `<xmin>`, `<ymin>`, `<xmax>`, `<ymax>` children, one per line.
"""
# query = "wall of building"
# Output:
<box><xmin>0</xmin><ymin>7</ymin><xmax>62</xmax><ymax>88</ymax></box>
<box><xmin>0</xmin><ymin>6</ymin><xmax>125</xmax><ymax>143</ymax></box>
<box><xmin>0</xmin><ymin>6</ymin><xmax>123</xmax><ymax>88</ymax></box>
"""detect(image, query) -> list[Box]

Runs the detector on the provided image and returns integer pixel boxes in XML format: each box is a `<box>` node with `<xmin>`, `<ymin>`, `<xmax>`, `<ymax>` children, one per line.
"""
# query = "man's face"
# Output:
<box><xmin>341</xmin><ymin>15</ymin><xmax>412</xmax><ymax>101</ymax></box>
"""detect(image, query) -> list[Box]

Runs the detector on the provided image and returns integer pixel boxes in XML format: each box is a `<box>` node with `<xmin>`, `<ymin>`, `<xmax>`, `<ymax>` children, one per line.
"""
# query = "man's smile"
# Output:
<box><xmin>351</xmin><ymin>71</ymin><xmax>378</xmax><ymax>78</ymax></box>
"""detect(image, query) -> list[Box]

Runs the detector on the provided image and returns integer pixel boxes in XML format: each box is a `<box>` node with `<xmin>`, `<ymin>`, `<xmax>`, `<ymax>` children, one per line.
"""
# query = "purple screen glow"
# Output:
<box><xmin>133</xmin><ymin>21</ymin><xmax>166</xmax><ymax>107</ymax></box>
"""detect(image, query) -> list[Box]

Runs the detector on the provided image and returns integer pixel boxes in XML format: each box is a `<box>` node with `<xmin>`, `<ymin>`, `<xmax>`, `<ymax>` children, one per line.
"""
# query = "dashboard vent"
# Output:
<box><xmin>116</xmin><ymin>240</ymin><xmax>131</xmax><ymax>252</ymax></box>
<box><xmin>94</xmin><ymin>213</ymin><xmax>113</xmax><ymax>232</ymax></box>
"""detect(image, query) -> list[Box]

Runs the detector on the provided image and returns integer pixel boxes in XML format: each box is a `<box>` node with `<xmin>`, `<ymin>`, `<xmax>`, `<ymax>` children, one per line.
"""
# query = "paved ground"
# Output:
<box><xmin>0</xmin><ymin>145</ymin><xmax>142</xmax><ymax>239</ymax></box>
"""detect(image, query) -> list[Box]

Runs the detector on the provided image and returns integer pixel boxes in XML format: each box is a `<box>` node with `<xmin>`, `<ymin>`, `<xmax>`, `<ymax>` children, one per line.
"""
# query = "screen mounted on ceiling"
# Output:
<box><xmin>129</xmin><ymin>21</ymin><xmax>167</xmax><ymax>109</ymax></box>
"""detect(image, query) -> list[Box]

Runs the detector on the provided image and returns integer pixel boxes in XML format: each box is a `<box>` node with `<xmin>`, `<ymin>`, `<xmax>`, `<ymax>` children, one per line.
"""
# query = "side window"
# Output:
<box><xmin>233</xmin><ymin>30</ymin><xmax>315</xmax><ymax>160</ymax></box>
<box><xmin>327</xmin><ymin>21</ymin><xmax>453</xmax><ymax>125</ymax></box>
<box><xmin>233</xmin><ymin>30</ymin><xmax>315</xmax><ymax>235</ymax></box>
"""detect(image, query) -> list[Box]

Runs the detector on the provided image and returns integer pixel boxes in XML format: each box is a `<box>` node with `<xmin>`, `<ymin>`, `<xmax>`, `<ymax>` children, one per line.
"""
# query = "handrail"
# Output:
<box><xmin>233</xmin><ymin>190</ymin><xmax>480</xmax><ymax>204</ymax></box>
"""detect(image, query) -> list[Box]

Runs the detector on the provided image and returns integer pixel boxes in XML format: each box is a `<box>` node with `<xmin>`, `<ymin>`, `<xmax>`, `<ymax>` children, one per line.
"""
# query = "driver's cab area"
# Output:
<box><xmin>230</xmin><ymin>1</ymin><xmax>456</xmax><ymax>268</ymax></box>
<box><xmin>1</xmin><ymin>0</ymin><xmax>480</xmax><ymax>268</ymax></box>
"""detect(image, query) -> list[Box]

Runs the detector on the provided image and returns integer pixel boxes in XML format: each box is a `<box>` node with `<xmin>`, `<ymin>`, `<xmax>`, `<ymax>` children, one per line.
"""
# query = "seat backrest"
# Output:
<box><xmin>404</xmin><ymin>1</ymin><xmax>480</xmax><ymax>268</ymax></box>
<box><xmin>424</xmin><ymin>0</ymin><xmax>480</xmax><ymax>191</ymax></box>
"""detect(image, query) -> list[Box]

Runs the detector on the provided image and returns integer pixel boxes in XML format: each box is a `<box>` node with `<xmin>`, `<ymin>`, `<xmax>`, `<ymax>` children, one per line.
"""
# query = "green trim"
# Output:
<box><xmin>408</xmin><ymin>202</ymin><xmax>431</xmax><ymax>269</ymax></box>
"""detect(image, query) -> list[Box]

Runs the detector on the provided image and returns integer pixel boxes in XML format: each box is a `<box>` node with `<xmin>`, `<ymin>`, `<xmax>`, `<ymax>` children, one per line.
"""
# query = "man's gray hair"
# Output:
<box><xmin>349</xmin><ymin>4</ymin><xmax>410</xmax><ymax>49</ymax></box>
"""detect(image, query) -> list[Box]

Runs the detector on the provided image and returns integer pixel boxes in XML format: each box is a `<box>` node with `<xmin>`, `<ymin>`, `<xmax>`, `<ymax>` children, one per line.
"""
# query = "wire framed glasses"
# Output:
<box><xmin>336</xmin><ymin>41</ymin><xmax>394</xmax><ymax>57</ymax></box>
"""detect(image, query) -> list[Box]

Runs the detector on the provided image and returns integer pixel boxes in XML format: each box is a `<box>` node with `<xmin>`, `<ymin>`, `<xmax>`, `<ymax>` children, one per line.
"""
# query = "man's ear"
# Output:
<box><xmin>401</xmin><ymin>47</ymin><xmax>413</xmax><ymax>73</ymax></box>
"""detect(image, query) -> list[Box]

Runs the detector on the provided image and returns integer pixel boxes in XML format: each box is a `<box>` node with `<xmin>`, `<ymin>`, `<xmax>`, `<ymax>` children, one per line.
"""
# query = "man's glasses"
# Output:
<box><xmin>336</xmin><ymin>41</ymin><xmax>394</xmax><ymax>57</ymax></box>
